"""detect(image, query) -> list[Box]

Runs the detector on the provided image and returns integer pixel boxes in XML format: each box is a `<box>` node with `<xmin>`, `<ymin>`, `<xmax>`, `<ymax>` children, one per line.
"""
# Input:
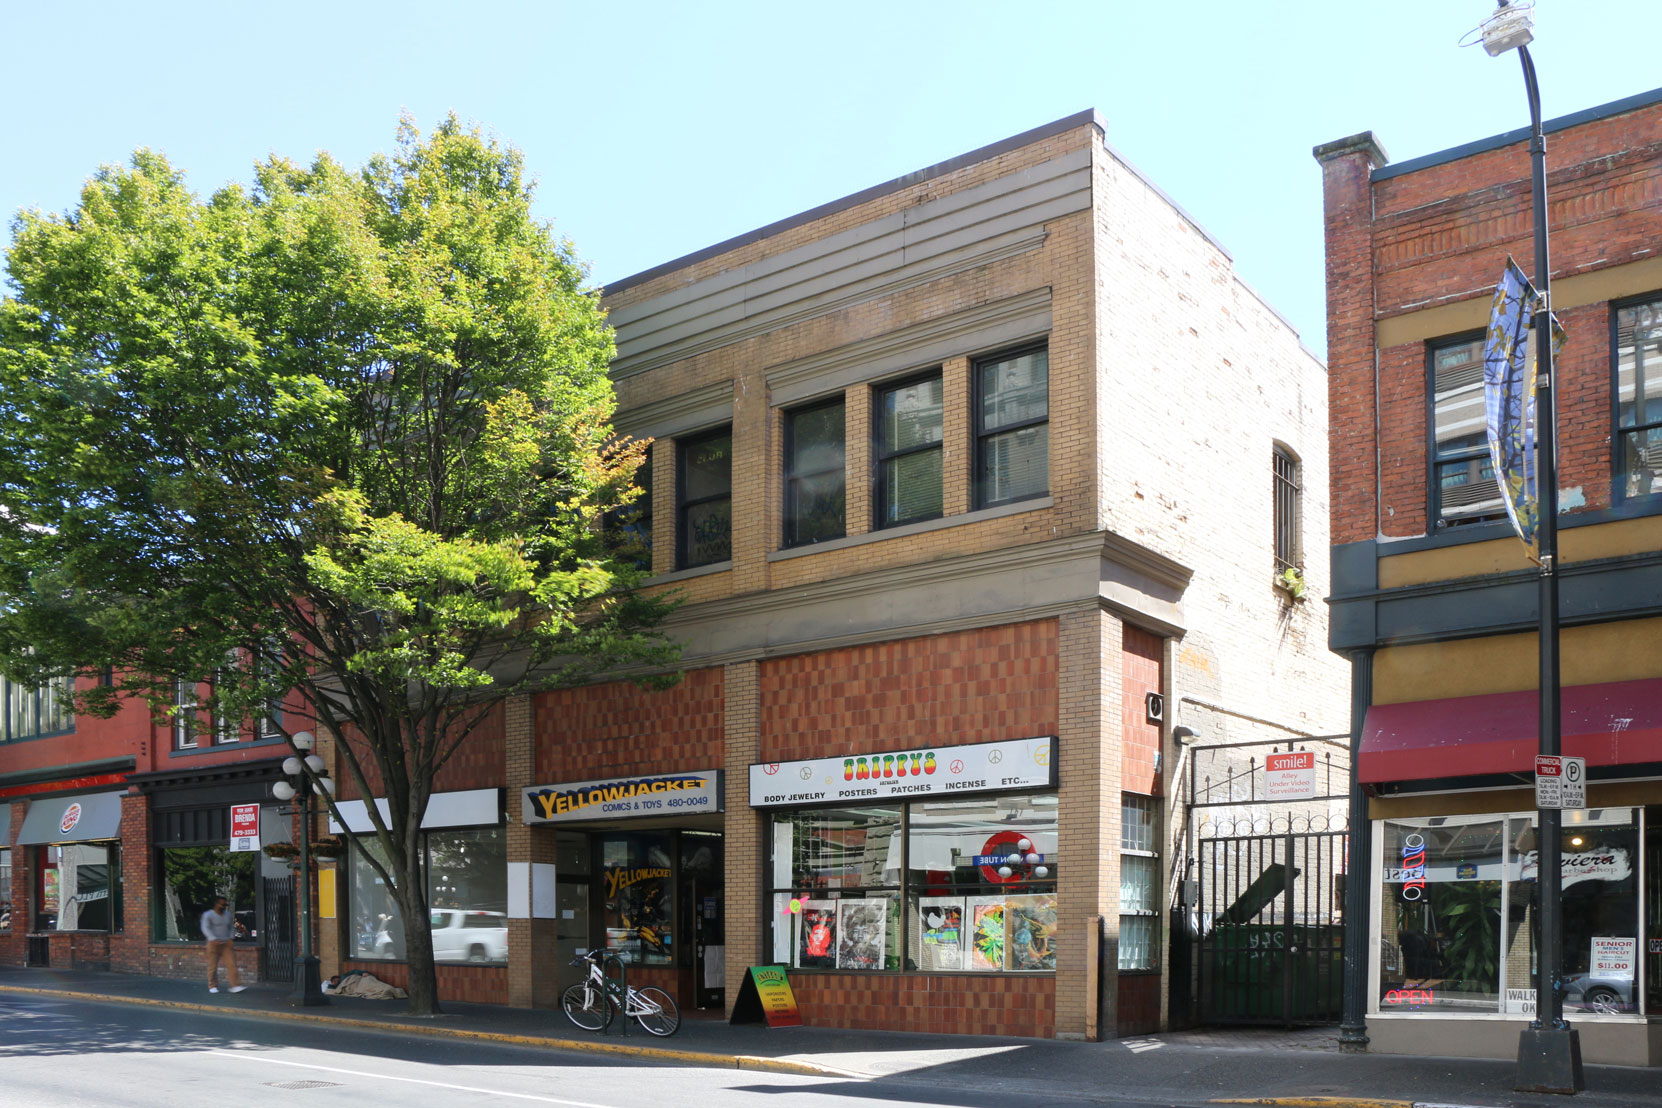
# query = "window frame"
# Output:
<box><xmin>675</xmin><ymin>425</ymin><xmax>733</xmax><ymax>570</ymax></box>
<box><xmin>973</xmin><ymin>343</ymin><xmax>1050</xmax><ymax>511</ymax></box>
<box><xmin>782</xmin><ymin>396</ymin><xmax>847</xmax><ymax>549</ymax></box>
<box><xmin>1273</xmin><ymin>444</ymin><xmax>1302</xmax><ymax>574</ymax></box>
<box><xmin>1118</xmin><ymin>793</ymin><xmax>1160</xmax><ymax>972</ymax></box>
<box><xmin>0</xmin><ymin>672</ymin><xmax>73</xmax><ymax>744</ymax></box>
<box><xmin>1427</xmin><ymin>331</ymin><xmax>1505</xmax><ymax>529</ymax></box>
<box><xmin>173</xmin><ymin>679</ymin><xmax>199</xmax><ymax>750</ymax></box>
<box><xmin>1611</xmin><ymin>290</ymin><xmax>1662</xmax><ymax>506</ymax></box>
<box><xmin>873</xmin><ymin>370</ymin><xmax>945</xmax><ymax>530</ymax></box>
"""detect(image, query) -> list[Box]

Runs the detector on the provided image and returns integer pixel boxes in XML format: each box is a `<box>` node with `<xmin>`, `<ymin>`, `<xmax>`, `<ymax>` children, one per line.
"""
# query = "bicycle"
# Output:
<box><xmin>561</xmin><ymin>949</ymin><xmax>681</xmax><ymax>1037</ymax></box>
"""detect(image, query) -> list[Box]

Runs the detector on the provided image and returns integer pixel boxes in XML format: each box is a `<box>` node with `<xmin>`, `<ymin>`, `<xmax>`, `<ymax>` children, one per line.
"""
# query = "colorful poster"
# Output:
<box><xmin>795</xmin><ymin>899</ymin><xmax>838</xmax><ymax>968</ymax></box>
<box><xmin>917</xmin><ymin>897</ymin><xmax>966</xmax><ymax>970</ymax></box>
<box><xmin>1006</xmin><ymin>893</ymin><xmax>1058</xmax><ymax>971</ymax></box>
<box><xmin>968</xmin><ymin>896</ymin><xmax>1006</xmax><ymax>971</ymax></box>
<box><xmin>835</xmin><ymin>898</ymin><xmax>887</xmax><ymax>970</ymax></box>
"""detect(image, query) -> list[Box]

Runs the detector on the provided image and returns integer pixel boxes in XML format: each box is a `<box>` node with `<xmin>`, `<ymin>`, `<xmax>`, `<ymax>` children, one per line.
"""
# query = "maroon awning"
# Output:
<box><xmin>1359</xmin><ymin>677</ymin><xmax>1662</xmax><ymax>784</ymax></box>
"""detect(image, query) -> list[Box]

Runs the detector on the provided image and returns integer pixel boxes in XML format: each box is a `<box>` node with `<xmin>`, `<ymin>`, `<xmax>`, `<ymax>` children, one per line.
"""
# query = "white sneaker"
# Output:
<box><xmin>208</xmin><ymin>987</ymin><xmax>219</xmax><ymax>993</ymax></box>
<box><xmin>230</xmin><ymin>986</ymin><xmax>246</xmax><ymax>994</ymax></box>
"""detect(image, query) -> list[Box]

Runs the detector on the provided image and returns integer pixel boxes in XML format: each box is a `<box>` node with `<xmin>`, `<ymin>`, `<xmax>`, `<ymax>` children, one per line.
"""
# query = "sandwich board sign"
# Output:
<box><xmin>729</xmin><ymin>965</ymin><xmax>802</xmax><ymax>1027</ymax></box>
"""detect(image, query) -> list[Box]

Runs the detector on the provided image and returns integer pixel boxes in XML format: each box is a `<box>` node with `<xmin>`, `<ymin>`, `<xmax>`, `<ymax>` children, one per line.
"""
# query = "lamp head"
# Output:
<box><xmin>292</xmin><ymin>731</ymin><xmax>315</xmax><ymax>751</ymax></box>
<box><xmin>282</xmin><ymin>756</ymin><xmax>302</xmax><ymax>776</ymax></box>
<box><xmin>272</xmin><ymin>780</ymin><xmax>296</xmax><ymax>801</ymax></box>
<box><xmin>1480</xmin><ymin>2</ymin><xmax>1534</xmax><ymax>56</ymax></box>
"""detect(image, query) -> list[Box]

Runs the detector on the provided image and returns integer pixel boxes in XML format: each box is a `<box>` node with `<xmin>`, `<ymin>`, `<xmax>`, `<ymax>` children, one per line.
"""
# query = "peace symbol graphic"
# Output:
<box><xmin>988</xmin><ymin>749</ymin><xmax>1004</xmax><ymax>764</ymax></box>
<box><xmin>950</xmin><ymin>759</ymin><xmax>965</xmax><ymax>774</ymax></box>
<box><xmin>800</xmin><ymin>766</ymin><xmax>813</xmax><ymax>780</ymax></box>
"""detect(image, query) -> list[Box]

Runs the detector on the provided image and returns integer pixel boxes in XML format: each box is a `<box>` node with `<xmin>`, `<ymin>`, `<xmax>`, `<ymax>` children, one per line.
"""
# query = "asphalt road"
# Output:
<box><xmin>0</xmin><ymin>992</ymin><xmax>1189</xmax><ymax>1108</ymax></box>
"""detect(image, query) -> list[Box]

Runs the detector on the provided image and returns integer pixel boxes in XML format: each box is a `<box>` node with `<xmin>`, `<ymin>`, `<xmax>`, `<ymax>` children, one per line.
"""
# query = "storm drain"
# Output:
<box><xmin>263</xmin><ymin>1080</ymin><xmax>344</xmax><ymax>1090</ymax></box>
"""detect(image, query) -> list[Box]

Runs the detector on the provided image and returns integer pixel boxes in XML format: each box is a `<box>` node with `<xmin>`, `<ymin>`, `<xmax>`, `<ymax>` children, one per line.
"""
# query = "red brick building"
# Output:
<box><xmin>1317</xmin><ymin>86</ymin><xmax>1662</xmax><ymax>1064</ymax></box>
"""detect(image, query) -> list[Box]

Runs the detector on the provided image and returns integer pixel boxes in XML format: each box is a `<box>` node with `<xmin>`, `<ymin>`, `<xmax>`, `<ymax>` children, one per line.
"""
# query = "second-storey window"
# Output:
<box><xmin>1616</xmin><ymin>294</ymin><xmax>1662</xmax><ymax>502</ymax></box>
<box><xmin>1</xmin><ymin>673</ymin><xmax>73</xmax><ymax>743</ymax></box>
<box><xmin>976</xmin><ymin>345</ymin><xmax>1049</xmax><ymax>509</ymax></box>
<box><xmin>1430</xmin><ymin>335</ymin><xmax>1503</xmax><ymax>527</ymax></box>
<box><xmin>677</xmin><ymin>427</ymin><xmax>731</xmax><ymax>569</ymax></box>
<box><xmin>173</xmin><ymin>679</ymin><xmax>198</xmax><ymax>749</ymax></box>
<box><xmin>784</xmin><ymin>398</ymin><xmax>845</xmax><ymax>547</ymax></box>
<box><xmin>1273</xmin><ymin>445</ymin><xmax>1302</xmax><ymax>572</ymax></box>
<box><xmin>875</xmin><ymin>373</ymin><xmax>943</xmax><ymax>528</ymax></box>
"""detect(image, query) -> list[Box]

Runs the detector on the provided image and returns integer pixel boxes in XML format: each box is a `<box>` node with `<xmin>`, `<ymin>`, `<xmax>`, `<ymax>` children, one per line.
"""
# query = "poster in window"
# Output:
<box><xmin>968</xmin><ymin>895</ymin><xmax>1006</xmax><ymax>971</ymax></box>
<box><xmin>835</xmin><ymin>898</ymin><xmax>886</xmax><ymax>970</ymax></box>
<box><xmin>917</xmin><ymin>896</ymin><xmax>966</xmax><ymax>970</ymax></box>
<box><xmin>1005</xmin><ymin>893</ymin><xmax>1057</xmax><ymax>971</ymax></box>
<box><xmin>795</xmin><ymin>898</ymin><xmax>837</xmax><ymax>968</ymax></box>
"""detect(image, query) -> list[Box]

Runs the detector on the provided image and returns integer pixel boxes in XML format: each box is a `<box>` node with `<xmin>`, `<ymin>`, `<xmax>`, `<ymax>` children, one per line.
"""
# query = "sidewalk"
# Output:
<box><xmin>2</xmin><ymin>965</ymin><xmax>1659</xmax><ymax>1108</ymax></box>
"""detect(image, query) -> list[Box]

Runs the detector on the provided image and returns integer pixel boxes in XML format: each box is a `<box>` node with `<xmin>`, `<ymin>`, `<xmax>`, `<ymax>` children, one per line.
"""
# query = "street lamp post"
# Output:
<box><xmin>272</xmin><ymin>731</ymin><xmax>334</xmax><ymax>1007</ymax></box>
<box><xmin>1478</xmin><ymin>2</ymin><xmax>1584</xmax><ymax>1094</ymax></box>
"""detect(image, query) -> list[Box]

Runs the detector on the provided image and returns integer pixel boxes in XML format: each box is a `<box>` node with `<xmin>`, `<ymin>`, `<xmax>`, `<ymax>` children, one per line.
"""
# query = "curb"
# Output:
<box><xmin>1211</xmin><ymin>1100</ymin><xmax>1441</xmax><ymax>1108</ymax></box>
<box><xmin>0</xmin><ymin>984</ymin><xmax>852</xmax><ymax>1079</ymax></box>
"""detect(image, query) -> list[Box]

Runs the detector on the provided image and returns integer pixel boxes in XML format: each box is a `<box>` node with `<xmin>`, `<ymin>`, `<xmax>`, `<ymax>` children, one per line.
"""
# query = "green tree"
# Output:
<box><xmin>0</xmin><ymin>116</ymin><xmax>677</xmax><ymax>1014</ymax></box>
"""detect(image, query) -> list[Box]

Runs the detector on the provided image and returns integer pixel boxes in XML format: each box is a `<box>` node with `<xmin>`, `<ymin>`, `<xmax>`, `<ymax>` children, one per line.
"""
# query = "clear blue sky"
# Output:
<box><xmin>3</xmin><ymin>1</ymin><xmax>1654</xmax><ymax>360</ymax></box>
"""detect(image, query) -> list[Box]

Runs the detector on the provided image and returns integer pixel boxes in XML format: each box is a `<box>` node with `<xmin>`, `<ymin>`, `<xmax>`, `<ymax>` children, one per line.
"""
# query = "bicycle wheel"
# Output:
<box><xmin>632</xmin><ymin>986</ymin><xmax>680</xmax><ymax>1036</ymax></box>
<box><xmin>562</xmin><ymin>982</ymin><xmax>611</xmax><ymax>1031</ymax></box>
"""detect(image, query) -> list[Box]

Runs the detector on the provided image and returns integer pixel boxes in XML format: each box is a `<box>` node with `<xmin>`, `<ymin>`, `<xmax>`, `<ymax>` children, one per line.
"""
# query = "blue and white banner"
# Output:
<box><xmin>1482</xmin><ymin>257</ymin><xmax>1565</xmax><ymax>562</ymax></box>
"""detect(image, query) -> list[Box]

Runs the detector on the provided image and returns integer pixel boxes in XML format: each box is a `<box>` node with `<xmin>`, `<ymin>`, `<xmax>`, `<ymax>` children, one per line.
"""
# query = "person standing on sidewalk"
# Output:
<box><xmin>201</xmin><ymin>896</ymin><xmax>245</xmax><ymax>994</ymax></box>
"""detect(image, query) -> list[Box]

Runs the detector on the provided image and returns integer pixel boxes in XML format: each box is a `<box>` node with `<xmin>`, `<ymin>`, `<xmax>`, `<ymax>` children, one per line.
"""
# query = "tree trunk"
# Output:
<box><xmin>393</xmin><ymin>870</ymin><xmax>441</xmax><ymax>1015</ymax></box>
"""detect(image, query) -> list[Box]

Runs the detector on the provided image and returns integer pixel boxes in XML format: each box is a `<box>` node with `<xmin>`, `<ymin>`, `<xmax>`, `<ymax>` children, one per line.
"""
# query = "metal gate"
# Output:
<box><xmin>1181</xmin><ymin>736</ymin><xmax>1350</xmax><ymax>1027</ymax></box>
<box><xmin>261</xmin><ymin>876</ymin><xmax>296</xmax><ymax>983</ymax></box>
<box><xmin>1196</xmin><ymin>819</ymin><xmax>1346</xmax><ymax>1025</ymax></box>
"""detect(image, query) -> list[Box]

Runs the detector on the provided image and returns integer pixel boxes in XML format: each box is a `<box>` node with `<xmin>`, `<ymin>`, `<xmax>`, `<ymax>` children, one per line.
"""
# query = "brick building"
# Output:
<box><xmin>375</xmin><ymin>109</ymin><xmax>1344</xmax><ymax>1040</ymax></box>
<box><xmin>0</xmin><ymin>673</ymin><xmax>308</xmax><ymax>987</ymax></box>
<box><xmin>1316</xmin><ymin>86</ymin><xmax>1662</xmax><ymax>1064</ymax></box>
<box><xmin>2</xmin><ymin>111</ymin><xmax>1346</xmax><ymax>1038</ymax></box>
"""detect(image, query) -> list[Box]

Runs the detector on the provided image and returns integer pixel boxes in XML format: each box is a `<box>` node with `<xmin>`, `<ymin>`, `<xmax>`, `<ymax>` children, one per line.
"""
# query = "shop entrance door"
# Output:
<box><xmin>692</xmin><ymin>883</ymin><xmax>724</xmax><ymax>1009</ymax></box>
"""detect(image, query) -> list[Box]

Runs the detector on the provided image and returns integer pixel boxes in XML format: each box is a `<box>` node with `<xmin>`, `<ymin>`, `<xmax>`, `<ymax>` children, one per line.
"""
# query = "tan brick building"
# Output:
<box><xmin>323</xmin><ymin>111</ymin><xmax>1346</xmax><ymax>1038</ymax></box>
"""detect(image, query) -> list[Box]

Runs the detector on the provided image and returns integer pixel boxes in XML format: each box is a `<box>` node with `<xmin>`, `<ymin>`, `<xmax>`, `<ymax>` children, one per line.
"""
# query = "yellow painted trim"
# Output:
<box><xmin>1380</xmin><ymin>516</ymin><xmax>1662</xmax><ymax>589</ymax></box>
<box><xmin>1376</xmin><ymin>255</ymin><xmax>1662</xmax><ymax>350</ymax></box>
<box><xmin>1373</xmin><ymin>616</ymin><xmax>1662</xmax><ymax>704</ymax></box>
<box><xmin>0</xmin><ymin>985</ymin><xmax>850</xmax><ymax>1079</ymax></box>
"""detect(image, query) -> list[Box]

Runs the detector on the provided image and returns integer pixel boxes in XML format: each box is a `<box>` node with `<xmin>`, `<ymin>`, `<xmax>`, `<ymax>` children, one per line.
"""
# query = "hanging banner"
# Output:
<box><xmin>1482</xmin><ymin>256</ymin><xmax>1566</xmax><ymax>563</ymax></box>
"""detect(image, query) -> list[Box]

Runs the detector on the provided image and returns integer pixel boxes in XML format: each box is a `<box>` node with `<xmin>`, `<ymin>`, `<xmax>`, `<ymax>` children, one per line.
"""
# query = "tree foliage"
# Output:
<box><xmin>0</xmin><ymin>116</ymin><xmax>676</xmax><ymax>1013</ymax></box>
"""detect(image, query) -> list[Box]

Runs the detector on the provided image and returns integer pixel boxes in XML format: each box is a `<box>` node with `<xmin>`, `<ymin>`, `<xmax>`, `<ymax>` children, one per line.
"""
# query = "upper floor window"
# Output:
<box><xmin>1273</xmin><ymin>445</ymin><xmax>1302</xmax><ymax>572</ymax></box>
<box><xmin>1</xmin><ymin>673</ymin><xmax>73</xmax><ymax>743</ymax></box>
<box><xmin>677</xmin><ymin>427</ymin><xmax>731</xmax><ymax>569</ymax></box>
<box><xmin>173</xmin><ymin>678</ymin><xmax>199</xmax><ymax>749</ymax></box>
<box><xmin>1615</xmin><ymin>294</ymin><xmax>1662</xmax><ymax>502</ymax></box>
<box><xmin>975</xmin><ymin>345</ymin><xmax>1048</xmax><ymax>509</ymax></box>
<box><xmin>1430</xmin><ymin>335</ymin><xmax>1504</xmax><ymax>527</ymax></box>
<box><xmin>255</xmin><ymin>643</ymin><xmax>284</xmax><ymax>740</ymax></box>
<box><xmin>606</xmin><ymin>455</ymin><xmax>653</xmax><ymax>571</ymax></box>
<box><xmin>875</xmin><ymin>373</ymin><xmax>943</xmax><ymax>529</ymax></box>
<box><xmin>783</xmin><ymin>398</ymin><xmax>845</xmax><ymax>548</ymax></box>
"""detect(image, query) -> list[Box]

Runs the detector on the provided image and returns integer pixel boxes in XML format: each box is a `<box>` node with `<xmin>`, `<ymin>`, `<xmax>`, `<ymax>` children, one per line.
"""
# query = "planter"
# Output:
<box><xmin>262</xmin><ymin>843</ymin><xmax>299</xmax><ymax>861</ymax></box>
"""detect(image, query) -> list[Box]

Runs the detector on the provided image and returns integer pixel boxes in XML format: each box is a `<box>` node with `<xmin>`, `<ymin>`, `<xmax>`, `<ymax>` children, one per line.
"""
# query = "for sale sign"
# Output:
<box><xmin>229</xmin><ymin>803</ymin><xmax>261</xmax><ymax>852</ymax></box>
<box><xmin>1263</xmin><ymin>751</ymin><xmax>1316</xmax><ymax>800</ymax></box>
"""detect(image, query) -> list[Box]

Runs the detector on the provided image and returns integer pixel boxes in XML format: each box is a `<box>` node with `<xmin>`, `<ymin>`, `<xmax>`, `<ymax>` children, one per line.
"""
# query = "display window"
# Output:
<box><xmin>34</xmin><ymin>842</ymin><xmax>120</xmax><ymax>932</ymax></box>
<box><xmin>157</xmin><ymin>846</ymin><xmax>256</xmax><ymax>942</ymax></box>
<box><xmin>601</xmin><ymin>832</ymin><xmax>675</xmax><ymax>966</ymax></box>
<box><xmin>768</xmin><ymin>793</ymin><xmax>1058</xmax><ymax>973</ymax></box>
<box><xmin>346</xmin><ymin>826</ymin><xmax>507</xmax><ymax>963</ymax></box>
<box><xmin>1377</xmin><ymin>808</ymin><xmax>1641</xmax><ymax>1017</ymax></box>
<box><xmin>1</xmin><ymin>848</ymin><xmax>11</xmax><ymax>931</ymax></box>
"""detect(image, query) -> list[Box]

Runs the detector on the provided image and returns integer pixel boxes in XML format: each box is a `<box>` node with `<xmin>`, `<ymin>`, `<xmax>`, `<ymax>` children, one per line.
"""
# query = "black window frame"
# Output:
<box><xmin>605</xmin><ymin>451</ymin><xmax>653</xmax><ymax>571</ymax></box>
<box><xmin>1273</xmin><ymin>444</ymin><xmax>1302</xmax><ymax>573</ymax></box>
<box><xmin>973</xmin><ymin>342</ymin><xmax>1050</xmax><ymax>510</ymax></box>
<box><xmin>675</xmin><ymin>426</ymin><xmax>732</xmax><ymax>570</ymax></box>
<box><xmin>873</xmin><ymin>370</ymin><xmax>945</xmax><ymax>530</ymax></box>
<box><xmin>1612</xmin><ymin>290</ymin><xmax>1662</xmax><ymax>506</ymax></box>
<box><xmin>782</xmin><ymin>396</ymin><xmax>846</xmax><ymax>549</ymax></box>
<box><xmin>1427</xmin><ymin>331</ymin><xmax>1504</xmax><ymax>529</ymax></box>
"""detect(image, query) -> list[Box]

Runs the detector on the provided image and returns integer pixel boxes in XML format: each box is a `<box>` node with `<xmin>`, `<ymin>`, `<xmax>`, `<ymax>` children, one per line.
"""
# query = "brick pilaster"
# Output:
<box><xmin>721</xmin><ymin>660</ymin><xmax>760</xmax><ymax>1013</ymax></box>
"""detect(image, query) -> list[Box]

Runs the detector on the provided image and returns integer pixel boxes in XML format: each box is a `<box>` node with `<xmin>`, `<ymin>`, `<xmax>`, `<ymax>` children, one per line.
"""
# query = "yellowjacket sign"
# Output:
<box><xmin>521</xmin><ymin>770</ymin><xmax>723</xmax><ymax>824</ymax></box>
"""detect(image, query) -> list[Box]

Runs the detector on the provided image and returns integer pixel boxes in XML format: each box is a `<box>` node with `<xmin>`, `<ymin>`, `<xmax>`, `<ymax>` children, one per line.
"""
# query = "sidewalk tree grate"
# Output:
<box><xmin>264</xmin><ymin>1080</ymin><xmax>343</xmax><ymax>1090</ymax></box>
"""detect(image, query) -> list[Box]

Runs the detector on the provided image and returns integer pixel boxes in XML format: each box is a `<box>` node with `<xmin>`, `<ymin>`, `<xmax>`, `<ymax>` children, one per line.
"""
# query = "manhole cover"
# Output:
<box><xmin>264</xmin><ymin>1080</ymin><xmax>344</xmax><ymax>1090</ymax></box>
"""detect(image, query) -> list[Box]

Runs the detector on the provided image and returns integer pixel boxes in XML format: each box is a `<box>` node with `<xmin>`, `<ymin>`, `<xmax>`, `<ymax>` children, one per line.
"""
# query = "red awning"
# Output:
<box><xmin>1359</xmin><ymin>677</ymin><xmax>1662</xmax><ymax>784</ymax></box>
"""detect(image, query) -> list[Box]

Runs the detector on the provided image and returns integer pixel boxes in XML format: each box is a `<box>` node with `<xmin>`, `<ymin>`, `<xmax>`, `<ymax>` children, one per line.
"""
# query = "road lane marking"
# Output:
<box><xmin>207</xmin><ymin>1050</ymin><xmax>618</xmax><ymax>1106</ymax></box>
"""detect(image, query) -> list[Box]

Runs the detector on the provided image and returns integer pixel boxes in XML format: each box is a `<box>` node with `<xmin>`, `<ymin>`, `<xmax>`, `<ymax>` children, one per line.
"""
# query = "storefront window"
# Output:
<box><xmin>0</xmin><ymin>848</ymin><xmax>12</xmax><ymax>931</ymax></box>
<box><xmin>601</xmin><ymin>832</ymin><xmax>674</xmax><ymax>966</ymax></box>
<box><xmin>769</xmin><ymin>794</ymin><xmax>1058</xmax><ymax>973</ymax></box>
<box><xmin>157</xmin><ymin>846</ymin><xmax>256</xmax><ymax>942</ymax></box>
<box><xmin>346</xmin><ymin>826</ymin><xmax>508</xmax><ymax>963</ymax></box>
<box><xmin>1378</xmin><ymin>809</ymin><xmax>1640</xmax><ymax>1017</ymax></box>
<box><xmin>39</xmin><ymin>843</ymin><xmax>120</xmax><ymax>932</ymax></box>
